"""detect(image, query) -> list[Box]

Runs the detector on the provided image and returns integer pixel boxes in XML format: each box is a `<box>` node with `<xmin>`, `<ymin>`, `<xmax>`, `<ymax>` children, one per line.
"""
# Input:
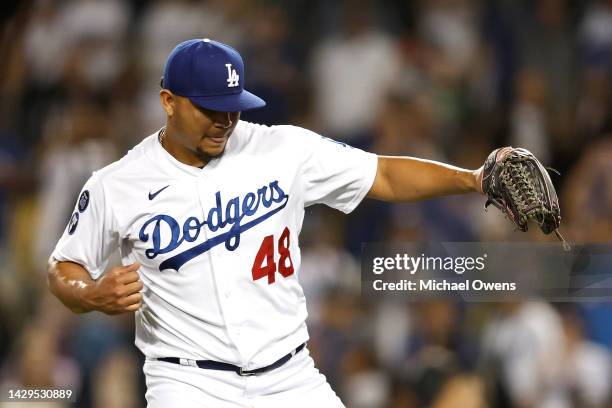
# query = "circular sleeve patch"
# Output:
<box><xmin>78</xmin><ymin>190</ymin><xmax>90</xmax><ymax>213</ymax></box>
<box><xmin>68</xmin><ymin>212</ymin><xmax>80</xmax><ymax>235</ymax></box>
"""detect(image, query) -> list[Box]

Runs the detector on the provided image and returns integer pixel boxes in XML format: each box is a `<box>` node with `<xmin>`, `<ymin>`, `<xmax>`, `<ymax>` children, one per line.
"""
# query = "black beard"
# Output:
<box><xmin>195</xmin><ymin>146</ymin><xmax>225</xmax><ymax>165</ymax></box>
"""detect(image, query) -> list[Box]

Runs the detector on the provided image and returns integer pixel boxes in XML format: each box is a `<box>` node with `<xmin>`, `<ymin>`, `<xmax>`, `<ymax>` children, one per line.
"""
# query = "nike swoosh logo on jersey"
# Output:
<box><xmin>148</xmin><ymin>185</ymin><xmax>170</xmax><ymax>200</ymax></box>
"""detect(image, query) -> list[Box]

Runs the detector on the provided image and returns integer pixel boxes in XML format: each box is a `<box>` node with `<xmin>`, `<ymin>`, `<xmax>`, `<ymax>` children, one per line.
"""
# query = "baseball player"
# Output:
<box><xmin>47</xmin><ymin>39</ymin><xmax>483</xmax><ymax>407</ymax></box>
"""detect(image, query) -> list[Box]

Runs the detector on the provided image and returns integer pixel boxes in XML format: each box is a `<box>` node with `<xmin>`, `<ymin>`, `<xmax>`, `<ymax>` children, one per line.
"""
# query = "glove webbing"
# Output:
<box><xmin>501</xmin><ymin>159</ymin><xmax>571</xmax><ymax>251</ymax></box>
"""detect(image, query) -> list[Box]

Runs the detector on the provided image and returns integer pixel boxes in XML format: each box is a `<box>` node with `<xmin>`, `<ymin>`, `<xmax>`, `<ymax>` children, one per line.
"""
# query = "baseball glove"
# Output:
<box><xmin>481</xmin><ymin>147</ymin><xmax>570</xmax><ymax>250</ymax></box>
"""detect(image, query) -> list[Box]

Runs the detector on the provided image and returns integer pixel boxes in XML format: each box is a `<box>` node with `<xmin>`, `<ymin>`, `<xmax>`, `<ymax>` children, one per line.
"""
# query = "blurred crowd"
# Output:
<box><xmin>0</xmin><ymin>0</ymin><xmax>611</xmax><ymax>407</ymax></box>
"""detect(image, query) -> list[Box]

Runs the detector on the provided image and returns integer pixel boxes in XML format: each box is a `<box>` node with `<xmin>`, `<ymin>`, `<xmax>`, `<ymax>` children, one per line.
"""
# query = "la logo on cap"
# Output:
<box><xmin>163</xmin><ymin>38</ymin><xmax>266</xmax><ymax>111</ymax></box>
<box><xmin>226</xmin><ymin>63</ymin><xmax>239</xmax><ymax>88</ymax></box>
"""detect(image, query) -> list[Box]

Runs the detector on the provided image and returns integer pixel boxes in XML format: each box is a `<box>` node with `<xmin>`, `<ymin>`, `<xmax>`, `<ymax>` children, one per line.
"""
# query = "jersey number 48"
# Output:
<box><xmin>251</xmin><ymin>227</ymin><xmax>294</xmax><ymax>284</ymax></box>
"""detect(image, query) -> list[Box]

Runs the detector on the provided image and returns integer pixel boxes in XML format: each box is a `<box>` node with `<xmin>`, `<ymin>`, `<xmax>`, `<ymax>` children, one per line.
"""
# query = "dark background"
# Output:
<box><xmin>0</xmin><ymin>0</ymin><xmax>611</xmax><ymax>407</ymax></box>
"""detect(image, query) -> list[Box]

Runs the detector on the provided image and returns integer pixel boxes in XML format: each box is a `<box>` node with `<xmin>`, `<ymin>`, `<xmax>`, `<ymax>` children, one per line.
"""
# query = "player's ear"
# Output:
<box><xmin>159</xmin><ymin>89</ymin><xmax>175</xmax><ymax>117</ymax></box>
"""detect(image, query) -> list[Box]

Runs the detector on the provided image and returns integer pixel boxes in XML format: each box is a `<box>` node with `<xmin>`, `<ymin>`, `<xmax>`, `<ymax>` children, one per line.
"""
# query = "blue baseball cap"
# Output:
<box><xmin>161</xmin><ymin>38</ymin><xmax>266</xmax><ymax>112</ymax></box>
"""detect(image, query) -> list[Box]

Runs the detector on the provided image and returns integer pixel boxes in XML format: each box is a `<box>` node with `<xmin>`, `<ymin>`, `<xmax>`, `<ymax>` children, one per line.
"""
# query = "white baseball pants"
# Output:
<box><xmin>143</xmin><ymin>347</ymin><xmax>345</xmax><ymax>407</ymax></box>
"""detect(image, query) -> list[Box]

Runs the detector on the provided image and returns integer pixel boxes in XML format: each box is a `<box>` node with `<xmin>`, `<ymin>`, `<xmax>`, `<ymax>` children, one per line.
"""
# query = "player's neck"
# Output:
<box><xmin>159</xmin><ymin>128</ymin><xmax>208</xmax><ymax>168</ymax></box>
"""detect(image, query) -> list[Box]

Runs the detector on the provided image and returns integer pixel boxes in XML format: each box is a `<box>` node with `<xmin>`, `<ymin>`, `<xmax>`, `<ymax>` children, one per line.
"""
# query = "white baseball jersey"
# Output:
<box><xmin>51</xmin><ymin>121</ymin><xmax>378</xmax><ymax>369</ymax></box>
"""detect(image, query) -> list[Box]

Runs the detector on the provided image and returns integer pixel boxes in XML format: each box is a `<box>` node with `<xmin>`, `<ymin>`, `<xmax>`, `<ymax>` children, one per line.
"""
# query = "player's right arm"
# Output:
<box><xmin>47</xmin><ymin>259</ymin><xmax>143</xmax><ymax>314</ymax></box>
<box><xmin>47</xmin><ymin>173</ymin><xmax>144</xmax><ymax>315</ymax></box>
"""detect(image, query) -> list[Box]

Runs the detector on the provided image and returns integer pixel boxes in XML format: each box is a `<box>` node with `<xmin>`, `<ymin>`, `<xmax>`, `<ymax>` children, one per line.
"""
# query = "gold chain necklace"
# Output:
<box><xmin>159</xmin><ymin>128</ymin><xmax>166</xmax><ymax>148</ymax></box>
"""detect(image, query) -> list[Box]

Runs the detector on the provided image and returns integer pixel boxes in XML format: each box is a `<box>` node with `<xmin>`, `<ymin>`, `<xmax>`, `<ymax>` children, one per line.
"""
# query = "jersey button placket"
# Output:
<box><xmin>196</xmin><ymin>177</ymin><xmax>241</xmax><ymax>356</ymax></box>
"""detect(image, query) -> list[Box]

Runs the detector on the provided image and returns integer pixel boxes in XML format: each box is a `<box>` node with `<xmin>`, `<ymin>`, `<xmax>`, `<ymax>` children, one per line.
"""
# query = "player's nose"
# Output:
<box><xmin>212</xmin><ymin>112</ymin><xmax>233</xmax><ymax>129</ymax></box>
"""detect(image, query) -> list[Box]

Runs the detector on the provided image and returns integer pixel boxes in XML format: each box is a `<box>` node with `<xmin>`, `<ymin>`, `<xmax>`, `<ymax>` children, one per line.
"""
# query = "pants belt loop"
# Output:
<box><xmin>179</xmin><ymin>358</ymin><xmax>198</xmax><ymax>368</ymax></box>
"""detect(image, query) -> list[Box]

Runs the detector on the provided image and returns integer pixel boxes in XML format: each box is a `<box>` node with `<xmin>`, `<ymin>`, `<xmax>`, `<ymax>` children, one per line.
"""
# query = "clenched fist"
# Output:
<box><xmin>83</xmin><ymin>262</ymin><xmax>144</xmax><ymax>315</ymax></box>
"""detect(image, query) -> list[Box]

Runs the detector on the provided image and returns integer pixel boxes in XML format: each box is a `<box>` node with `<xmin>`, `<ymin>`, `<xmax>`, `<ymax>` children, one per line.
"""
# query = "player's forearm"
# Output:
<box><xmin>367</xmin><ymin>156</ymin><xmax>481</xmax><ymax>202</ymax></box>
<box><xmin>47</xmin><ymin>259</ymin><xmax>96</xmax><ymax>313</ymax></box>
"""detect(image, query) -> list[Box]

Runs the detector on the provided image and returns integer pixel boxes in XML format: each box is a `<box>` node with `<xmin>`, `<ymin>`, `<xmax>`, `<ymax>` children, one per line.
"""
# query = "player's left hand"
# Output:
<box><xmin>480</xmin><ymin>146</ymin><xmax>569</xmax><ymax>249</ymax></box>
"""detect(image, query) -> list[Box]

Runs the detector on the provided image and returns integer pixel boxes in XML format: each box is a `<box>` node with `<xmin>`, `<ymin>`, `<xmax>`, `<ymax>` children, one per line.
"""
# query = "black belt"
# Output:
<box><xmin>158</xmin><ymin>343</ymin><xmax>306</xmax><ymax>376</ymax></box>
